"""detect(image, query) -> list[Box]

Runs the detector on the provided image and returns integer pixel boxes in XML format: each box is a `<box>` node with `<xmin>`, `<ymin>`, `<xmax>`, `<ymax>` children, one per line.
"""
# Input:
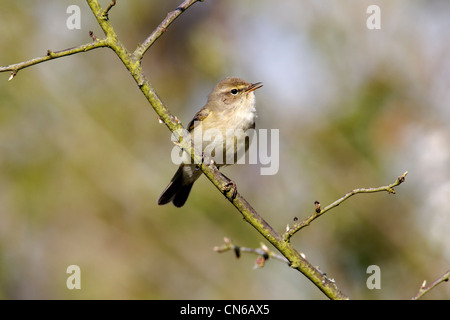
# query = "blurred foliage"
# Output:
<box><xmin>0</xmin><ymin>0</ymin><xmax>449</xmax><ymax>299</ymax></box>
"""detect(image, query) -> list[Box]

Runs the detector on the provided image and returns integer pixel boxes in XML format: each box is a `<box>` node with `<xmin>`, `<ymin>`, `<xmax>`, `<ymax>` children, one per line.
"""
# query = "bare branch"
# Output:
<box><xmin>214</xmin><ymin>237</ymin><xmax>290</xmax><ymax>268</ymax></box>
<box><xmin>412</xmin><ymin>269</ymin><xmax>450</xmax><ymax>300</ymax></box>
<box><xmin>0</xmin><ymin>38</ymin><xmax>109</xmax><ymax>80</ymax></box>
<box><xmin>284</xmin><ymin>171</ymin><xmax>409</xmax><ymax>241</ymax></box>
<box><xmin>103</xmin><ymin>0</ymin><xmax>117</xmax><ymax>18</ymax></box>
<box><xmin>133</xmin><ymin>0</ymin><xmax>202</xmax><ymax>60</ymax></box>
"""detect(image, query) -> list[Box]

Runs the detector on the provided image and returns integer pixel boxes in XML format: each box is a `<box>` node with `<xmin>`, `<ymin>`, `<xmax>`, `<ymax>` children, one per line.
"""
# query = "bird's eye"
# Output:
<box><xmin>230</xmin><ymin>88</ymin><xmax>238</xmax><ymax>95</ymax></box>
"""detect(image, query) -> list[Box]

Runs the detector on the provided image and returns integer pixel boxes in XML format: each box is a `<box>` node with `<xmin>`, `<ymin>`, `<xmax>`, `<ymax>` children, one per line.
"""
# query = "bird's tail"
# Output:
<box><xmin>157</xmin><ymin>166</ymin><xmax>195</xmax><ymax>207</ymax></box>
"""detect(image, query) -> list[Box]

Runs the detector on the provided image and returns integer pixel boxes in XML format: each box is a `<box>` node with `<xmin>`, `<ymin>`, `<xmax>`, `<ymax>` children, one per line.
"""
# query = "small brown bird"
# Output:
<box><xmin>157</xmin><ymin>77</ymin><xmax>263</xmax><ymax>207</ymax></box>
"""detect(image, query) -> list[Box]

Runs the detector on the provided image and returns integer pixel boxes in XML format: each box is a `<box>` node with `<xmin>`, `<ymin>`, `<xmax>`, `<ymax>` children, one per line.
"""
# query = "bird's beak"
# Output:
<box><xmin>245</xmin><ymin>82</ymin><xmax>263</xmax><ymax>93</ymax></box>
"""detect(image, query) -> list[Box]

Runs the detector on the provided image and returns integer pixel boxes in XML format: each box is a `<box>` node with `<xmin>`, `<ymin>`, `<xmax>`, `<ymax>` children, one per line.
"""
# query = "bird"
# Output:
<box><xmin>157</xmin><ymin>77</ymin><xmax>263</xmax><ymax>207</ymax></box>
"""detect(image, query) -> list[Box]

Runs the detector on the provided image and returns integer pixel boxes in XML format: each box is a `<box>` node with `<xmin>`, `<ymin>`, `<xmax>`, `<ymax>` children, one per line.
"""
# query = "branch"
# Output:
<box><xmin>0</xmin><ymin>39</ymin><xmax>109</xmax><ymax>80</ymax></box>
<box><xmin>284</xmin><ymin>171</ymin><xmax>409</xmax><ymax>241</ymax></box>
<box><xmin>214</xmin><ymin>237</ymin><xmax>290</xmax><ymax>269</ymax></box>
<box><xmin>411</xmin><ymin>269</ymin><xmax>450</xmax><ymax>300</ymax></box>
<box><xmin>133</xmin><ymin>0</ymin><xmax>202</xmax><ymax>60</ymax></box>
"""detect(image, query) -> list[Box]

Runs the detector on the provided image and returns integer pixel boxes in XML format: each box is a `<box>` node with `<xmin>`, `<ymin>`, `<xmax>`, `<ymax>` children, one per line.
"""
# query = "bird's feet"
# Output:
<box><xmin>221</xmin><ymin>174</ymin><xmax>237</xmax><ymax>200</ymax></box>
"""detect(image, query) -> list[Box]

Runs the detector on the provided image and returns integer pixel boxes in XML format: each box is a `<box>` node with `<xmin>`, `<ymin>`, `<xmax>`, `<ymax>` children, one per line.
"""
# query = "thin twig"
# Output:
<box><xmin>86</xmin><ymin>0</ymin><xmax>349</xmax><ymax>300</ymax></box>
<box><xmin>214</xmin><ymin>237</ymin><xmax>290</xmax><ymax>267</ymax></box>
<box><xmin>0</xmin><ymin>39</ymin><xmax>109</xmax><ymax>80</ymax></box>
<box><xmin>411</xmin><ymin>269</ymin><xmax>450</xmax><ymax>300</ymax></box>
<box><xmin>0</xmin><ymin>0</ymin><xmax>351</xmax><ymax>300</ymax></box>
<box><xmin>103</xmin><ymin>0</ymin><xmax>117</xmax><ymax>18</ymax></box>
<box><xmin>284</xmin><ymin>171</ymin><xmax>408</xmax><ymax>241</ymax></box>
<box><xmin>133</xmin><ymin>0</ymin><xmax>201</xmax><ymax>60</ymax></box>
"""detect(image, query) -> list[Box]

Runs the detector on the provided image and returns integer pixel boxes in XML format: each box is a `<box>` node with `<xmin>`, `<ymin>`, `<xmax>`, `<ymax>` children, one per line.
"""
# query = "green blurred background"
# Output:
<box><xmin>0</xmin><ymin>0</ymin><xmax>449</xmax><ymax>299</ymax></box>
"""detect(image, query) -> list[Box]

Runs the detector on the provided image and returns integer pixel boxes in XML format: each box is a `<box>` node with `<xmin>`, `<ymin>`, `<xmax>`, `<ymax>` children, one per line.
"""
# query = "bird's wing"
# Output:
<box><xmin>187</xmin><ymin>107</ymin><xmax>210</xmax><ymax>132</ymax></box>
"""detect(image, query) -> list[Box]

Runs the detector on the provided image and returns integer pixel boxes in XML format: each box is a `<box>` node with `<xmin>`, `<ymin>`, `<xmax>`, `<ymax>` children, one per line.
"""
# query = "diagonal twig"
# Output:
<box><xmin>411</xmin><ymin>269</ymin><xmax>450</xmax><ymax>300</ymax></box>
<box><xmin>284</xmin><ymin>171</ymin><xmax>408</xmax><ymax>241</ymax></box>
<box><xmin>134</xmin><ymin>0</ymin><xmax>202</xmax><ymax>60</ymax></box>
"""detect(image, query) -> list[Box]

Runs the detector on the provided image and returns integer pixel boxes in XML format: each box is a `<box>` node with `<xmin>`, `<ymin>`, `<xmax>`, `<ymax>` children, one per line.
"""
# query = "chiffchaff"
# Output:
<box><xmin>158</xmin><ymin>77</ymin><xmax>263</xmax><ymax>207</ymax></box>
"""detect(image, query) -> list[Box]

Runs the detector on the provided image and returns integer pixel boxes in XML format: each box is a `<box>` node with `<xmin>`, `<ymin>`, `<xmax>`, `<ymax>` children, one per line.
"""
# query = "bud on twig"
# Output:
<box><xmin>314</xmin><ymin>201</ymin><xmax>321</xmax><ymax>213</ymax></box>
